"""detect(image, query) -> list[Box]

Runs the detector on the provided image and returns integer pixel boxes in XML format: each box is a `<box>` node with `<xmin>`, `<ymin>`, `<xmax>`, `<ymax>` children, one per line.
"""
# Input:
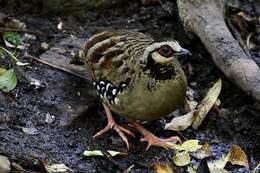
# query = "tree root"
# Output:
<box><xmin>177</xmin><ymin>0</ymin><xmax>260</xmax><ymax>103</ymax></box>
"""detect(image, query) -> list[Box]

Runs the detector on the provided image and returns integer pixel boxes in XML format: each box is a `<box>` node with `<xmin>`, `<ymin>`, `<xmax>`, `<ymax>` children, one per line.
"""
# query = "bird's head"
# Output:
<box><xmin>139</xmin><ymin>40</ymin><xmax>190</xmax><ymax>80</ymax></box>
<box><xmin>144</xmin><ymin>41</ymin><xmax>191</xmax><ymax>64</ymax></box>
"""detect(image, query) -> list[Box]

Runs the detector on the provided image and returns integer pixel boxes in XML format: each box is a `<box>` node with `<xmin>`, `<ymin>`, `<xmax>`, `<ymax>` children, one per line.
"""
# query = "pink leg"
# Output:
<box><xmin>131</xmin><ymin>121</ymin><xmax>181</xmax><ymax>150</ymax></box>
<box><xmin>93</xmin><ymin>104</ymin><xmax>135</xmax><ymax>150</ymax></box>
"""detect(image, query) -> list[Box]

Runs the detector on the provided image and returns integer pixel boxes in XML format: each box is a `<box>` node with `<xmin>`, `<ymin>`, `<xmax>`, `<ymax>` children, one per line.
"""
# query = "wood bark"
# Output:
<box><xmin>177</xmin><ymin>0</ymin><xmax>260</xmax><ymax>103</ymax></box>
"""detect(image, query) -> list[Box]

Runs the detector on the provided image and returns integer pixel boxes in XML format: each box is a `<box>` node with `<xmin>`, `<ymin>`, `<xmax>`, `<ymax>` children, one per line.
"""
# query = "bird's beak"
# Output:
<box><xmin>176</xmin><ymin>48</ymin><xmax>192</xmax><ymax>57</ymax></box>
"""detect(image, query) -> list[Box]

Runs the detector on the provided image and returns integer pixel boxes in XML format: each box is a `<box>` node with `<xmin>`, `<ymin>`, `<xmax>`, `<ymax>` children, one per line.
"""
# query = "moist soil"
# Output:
<box><xmin>0</xmin><ymin>1</ymin><xmax>259</xmax><ymax>173</ymax></box>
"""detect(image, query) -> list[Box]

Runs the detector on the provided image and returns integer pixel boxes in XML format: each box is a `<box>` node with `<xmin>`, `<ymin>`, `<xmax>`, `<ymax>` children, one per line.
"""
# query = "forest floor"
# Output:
<box><xmin>0</xmin><ymin>1</ymin><xmax>259</xmax><ymax>173</ymax></box>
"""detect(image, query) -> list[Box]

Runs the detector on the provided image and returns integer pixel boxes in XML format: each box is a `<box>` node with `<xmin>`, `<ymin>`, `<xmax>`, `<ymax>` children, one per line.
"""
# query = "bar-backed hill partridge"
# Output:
<box><xmin>83</xmin><ymin>30</ymin><xmax>190</xmax><ymax>150</ymax></box>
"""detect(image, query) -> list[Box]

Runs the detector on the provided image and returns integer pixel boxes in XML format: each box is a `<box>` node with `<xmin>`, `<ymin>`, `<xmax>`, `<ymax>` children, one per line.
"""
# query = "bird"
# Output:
<box><xmin>83</xmin><ymin>30</ymin><xmax>190</xmax><ymax>150</ymax></box>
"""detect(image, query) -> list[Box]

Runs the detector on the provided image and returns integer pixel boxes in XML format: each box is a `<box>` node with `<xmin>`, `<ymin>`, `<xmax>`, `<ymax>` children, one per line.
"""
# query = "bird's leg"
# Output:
<box><xmin>130</xmin><ymin>121</ymin><xmax>181</xmax><ymax>150</ymax></box>
<box><xmin>93</xmin><ymin>104</ymin><xmax>135</xmax><ymax>150</ymax></box>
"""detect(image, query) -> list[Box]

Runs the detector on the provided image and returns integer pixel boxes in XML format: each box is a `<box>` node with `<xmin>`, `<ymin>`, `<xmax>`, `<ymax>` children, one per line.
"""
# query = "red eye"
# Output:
<box><xmin>158</xmin><ymin>45</ymin><xmax>174</xmax><ymax>57</ymax></box>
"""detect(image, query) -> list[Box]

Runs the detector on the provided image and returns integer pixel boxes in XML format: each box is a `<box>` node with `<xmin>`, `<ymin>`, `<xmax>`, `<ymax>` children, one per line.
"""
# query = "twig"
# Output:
<box><xmin>225</xmin><ymin>19</ymin><xmax>251</xmax><ymax>57</ymax></box>
<box><xmin>0</xmin><ymin>26</ymin><xmax>43</xmax><ymax>35</ymax></box>
<box><xmin>101</xmin><ymin>150</ymin><xmax>124</xmax><ymax>171</ymax></box>
<box><xmin>177</xmin><ymin>131</ymin><xmax>188</xmax><ymax>141</ymax></box>
<box><xmin>253</xmin><ymin>162</ymin><xmax>260</xmax><ymax>173</ymax></box>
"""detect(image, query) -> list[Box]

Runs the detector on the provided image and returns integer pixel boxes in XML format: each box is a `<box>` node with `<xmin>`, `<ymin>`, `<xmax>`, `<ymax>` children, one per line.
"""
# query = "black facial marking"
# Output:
<box><xmin>145</xmin><ymin>55</ymin><xmax>176</xmax><ymax>80</ymax></box>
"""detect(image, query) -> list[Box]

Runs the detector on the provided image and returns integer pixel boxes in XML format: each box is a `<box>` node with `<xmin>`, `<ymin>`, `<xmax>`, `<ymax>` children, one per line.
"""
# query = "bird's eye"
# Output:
<box><xmin>157</xmin><ymin>45</ymin><xmax>174</xmax><ymax>58</ymax></box>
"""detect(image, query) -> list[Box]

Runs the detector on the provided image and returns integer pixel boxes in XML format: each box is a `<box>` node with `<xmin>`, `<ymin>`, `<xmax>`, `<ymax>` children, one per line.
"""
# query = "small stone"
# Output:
<box><xmin>22</xmin><ymin>127</ymin><xmax>39</xmax><ymax>135</ymax></box>
<box><xmin>57</xmin><ymin>21</ymin><xmax>63</xmax><ymax>30</ymax></box>
<box><xmin>190</xmin><ymin>82</ymin><xmax>197</xmax><ymax>87</ymax></box>
<box><xmin>45</xmin><ymin>112</ymin><xmax>55</xmax><ymax>124</ymax></box>
<box><xmin>0</xmin><ymin>155</ymin><xmax>11</xmax><ymax>173</ymax></box>
<box><xmin>68</xmin><ymin>141</ymin><xmax>76</xmax><ymax>148</ymax></box>
<box><xmin>23</xmin><ymin>33</ymin><xmax>36</xmax><ymax>41</ymax></box>
<box><xmin>40</xmin><ymin>42</ymin><xmax>49</xmax><ymax>50</ymax></box>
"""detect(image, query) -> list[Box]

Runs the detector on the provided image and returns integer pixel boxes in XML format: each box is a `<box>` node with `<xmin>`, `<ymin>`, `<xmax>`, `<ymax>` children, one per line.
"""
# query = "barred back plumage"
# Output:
<box><xmin>84</xmin><ymin>30</ymin><xmax>154</xmax><ymax>85</ymax></box>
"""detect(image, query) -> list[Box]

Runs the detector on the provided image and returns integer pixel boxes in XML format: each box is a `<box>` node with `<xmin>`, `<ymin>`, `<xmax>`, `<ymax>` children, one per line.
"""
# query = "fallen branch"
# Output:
<box><xmin>177</xmin><ymin>0</ymin><xmax>260</xmax><ymax>103</ymax></box>
<box><xmin>25</xmin><ymin>54</ymin><xmax>90</xmax><ymax>81</ymax></box>
<box><xmin>0</xmin><ymin>26</ymin><xmax>43</xmax><ymax>35</ymax></box>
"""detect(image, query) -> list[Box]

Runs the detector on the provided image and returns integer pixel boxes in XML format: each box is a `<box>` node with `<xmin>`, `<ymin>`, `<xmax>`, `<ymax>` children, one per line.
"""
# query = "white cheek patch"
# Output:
<box><xmin>142</xmin><ymin>41</ymin><xmax>182</xmax><ymax>65</ymax></box>
<box><xmin>151</xmin><ymin>52</ymin><xmax>174</xmax><ymax>64</ymax></box>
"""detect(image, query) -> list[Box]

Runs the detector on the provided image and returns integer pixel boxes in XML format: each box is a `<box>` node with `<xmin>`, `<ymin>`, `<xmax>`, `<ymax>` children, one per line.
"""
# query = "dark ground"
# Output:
<box><xmin>0</xmin><ymin>1</ymin><xmax>259</xmax><ymax>172</ymax></box>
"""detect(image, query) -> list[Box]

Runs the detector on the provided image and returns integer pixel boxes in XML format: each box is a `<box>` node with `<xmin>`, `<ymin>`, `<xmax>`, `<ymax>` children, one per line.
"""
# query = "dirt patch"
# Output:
<box><xmin>0</xmin><ymin>1</ymin><xmax>259</xmax><ymax>172</ymax></box>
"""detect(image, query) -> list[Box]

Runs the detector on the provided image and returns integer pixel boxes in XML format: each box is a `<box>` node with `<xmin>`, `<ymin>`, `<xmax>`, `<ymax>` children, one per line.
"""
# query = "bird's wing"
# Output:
<box><xmin>83</xmin><ymin>30</ymin><xmax>154</xmax><ymax>86</ymax></box>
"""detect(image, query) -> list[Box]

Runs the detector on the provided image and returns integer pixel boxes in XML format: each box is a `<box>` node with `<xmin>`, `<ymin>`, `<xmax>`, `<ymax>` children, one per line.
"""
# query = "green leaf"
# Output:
<box><xmin>175</xmin><ymin>140</ymin><xmax>202</xmax><ymax>152</ymax></box>
<box><xmin>173</xmin><ymin>151</ymin><xmax>191</xmax><ymax>166</ymax></box>
<box><xmin>3</xmin><ymin>32</ymin><xmax>21</xmax><ymax>48</ymax></box>
<box><xmin>0</xmin><ymin>68</ymin><xmax>17</xmax><ymax>91</ymax></box>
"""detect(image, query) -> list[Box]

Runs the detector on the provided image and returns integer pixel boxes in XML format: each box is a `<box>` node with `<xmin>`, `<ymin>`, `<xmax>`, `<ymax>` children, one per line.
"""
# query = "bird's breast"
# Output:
<box><xmin>108</xmin><ymin>69</ymin><xmax>187</xmax><ymax>121</ymax></box>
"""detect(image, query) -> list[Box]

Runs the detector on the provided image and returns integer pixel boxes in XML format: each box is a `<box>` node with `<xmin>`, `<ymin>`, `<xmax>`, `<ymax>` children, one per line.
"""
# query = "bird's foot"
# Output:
<box><xmin>131</xmin><ymin>121</ymin><xmax>181</xmax><ymax>150</ymax></box>
<box><xmin>93</xmin><ymin>104</ymin><xmax>135</xmax><ymax>150</ymax></box>
<box><xmin>141</xmin><ymin>133</ymin><xmax>181</xmax><ymax>150</ymax></box>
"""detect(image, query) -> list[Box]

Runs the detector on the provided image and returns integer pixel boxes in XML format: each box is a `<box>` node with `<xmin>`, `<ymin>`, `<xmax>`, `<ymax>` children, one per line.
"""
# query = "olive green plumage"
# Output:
<box><xmin>83</xmin><ymin>30</ymin><xmax>188</xmax><ymax>121</ymax></box>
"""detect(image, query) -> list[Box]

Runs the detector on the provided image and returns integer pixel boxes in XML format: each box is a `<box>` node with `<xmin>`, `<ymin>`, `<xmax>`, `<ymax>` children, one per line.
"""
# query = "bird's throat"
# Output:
<box><xmin>145</xmin><ymin>60</ymin><xmax>176</xmax><ymax>81</ymax></box>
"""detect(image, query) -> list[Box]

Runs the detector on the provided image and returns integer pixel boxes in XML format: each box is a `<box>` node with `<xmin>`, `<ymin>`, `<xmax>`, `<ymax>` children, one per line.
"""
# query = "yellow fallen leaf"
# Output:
<box><xmin>83</xmin><ymin>150</ymin><xmax>127</xmax><ymax>157</ymax></box>
<box><xmin>44</xmin><ymin>163</ymin><xmax>73</xmax><ymax>173</ymax></box>
<box><xmin>165</xmin><ymin>110</ymin><xmax>195</xmax><ymax>131</ymax></box>
<box><xmin>175</xmin><ymin>140</ymin><xmax>202</xmax><ymax>152</ymax></box>
<box><xmin>173</xmin><ymin>151</ymin><xmax>190</xmax><ymax>166</ymax></box>
<box><xmin>192</xmin><ymin>79</ymin><xmax>222</xmax><ymax>129</ymax></box>
<box><xmin>154</xmin><ymin>163</ymin><xmax>173</xmax><ymax>173</ymax></box>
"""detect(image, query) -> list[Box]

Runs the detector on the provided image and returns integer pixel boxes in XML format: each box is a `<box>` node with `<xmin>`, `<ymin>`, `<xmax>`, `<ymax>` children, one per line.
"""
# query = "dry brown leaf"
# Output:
<box><xmin>44</xmin><ymin>163</ymin><xmax>73</xmax><ymax>173</ymax></box>
<box><xmin>229</xmin><ymin>145</ymin><xmax>248</xmax><ymax>167</ymax></box>
<box><xmin>184</xmin><ymin>99</ymin><xmax>198</xmax><ymax>112</ymax></box>
<box><xmin>83</xmin><ymin>150</ymin><xmax>127</xmax><ymax>157</ymax></box>
<box><xmin>207</xmin><ymin>155</ymin><xmax>229</xmax><ymax>170</ymax></box>
<box><xmin>165</xmin><ymin>110</ymin><xmax>195</xmax><ymax>131</ymax></box>
<box><xmin>208</xmin><ymin>144</ymin><xmax>248</xmax><ymax>172</ymax></box>
<box><xmin>154</xmin><ymin>163</ymin><xmax>173</xmax><ymax>173</ymax></box>
<box><xmin>191</xmin><ymin>143</ymin><xmax>213</xmax><ymax>159</ymax></box>
<box><xmin>192</xmin><ymin>79</ymin><xmax>222</xmax><ymax>129</ymax></box>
